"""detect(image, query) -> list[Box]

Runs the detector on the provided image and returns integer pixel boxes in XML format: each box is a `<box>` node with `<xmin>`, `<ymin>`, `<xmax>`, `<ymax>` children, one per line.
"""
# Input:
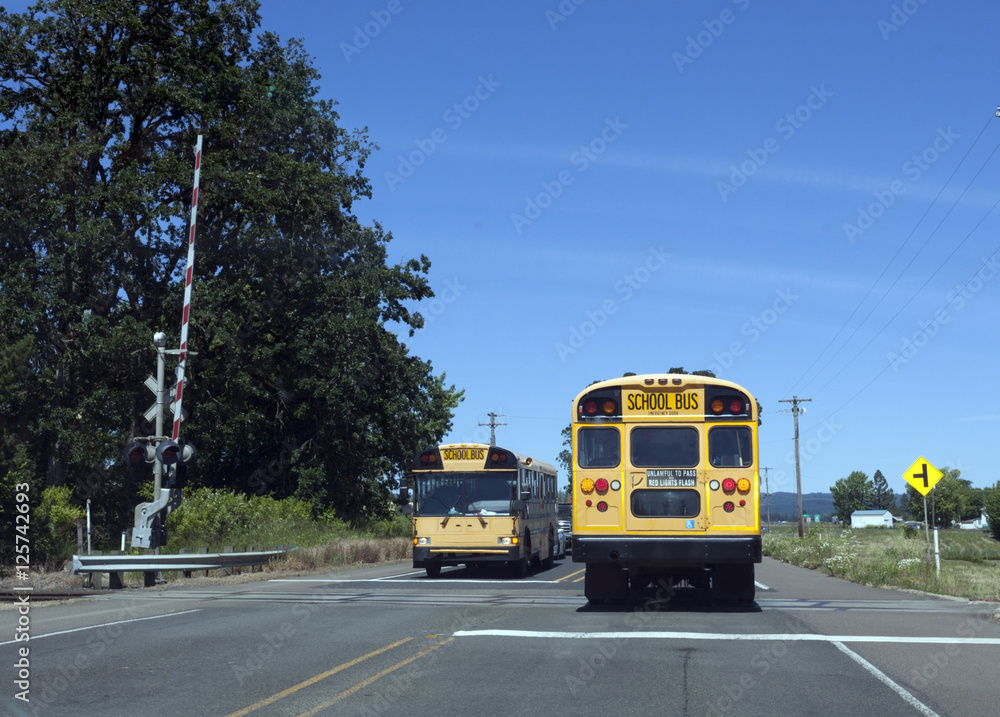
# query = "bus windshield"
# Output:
<box><xmin>413</xmin><ymin>471</ymin><xmax>518</xmax><ymax>516</ymax></box>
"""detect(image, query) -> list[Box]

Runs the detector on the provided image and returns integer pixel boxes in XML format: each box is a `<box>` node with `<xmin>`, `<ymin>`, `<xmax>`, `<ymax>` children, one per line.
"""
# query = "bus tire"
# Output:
<box><xmin>712</xmin><ymin>563</ymin><xmax>755</xmax><ymax>604</ymax></box>
<box><xmin>425</xmin><ymin>563</ymin><xmax>441</xmax><ymax>578</ymax></box>
<box><xmin>511</xmin><ymin>557</ymin><xmax>528</xmax><ymax>578</ymax></box>
<box><xmin>584</xmin><ymin>563</ymin><xmax>628</xmax><ymax>603</ymax></box>
<box><xmin>541</xmin><ymin>530</ymin><xmax>555</xmax><ymax>570</ymax></box>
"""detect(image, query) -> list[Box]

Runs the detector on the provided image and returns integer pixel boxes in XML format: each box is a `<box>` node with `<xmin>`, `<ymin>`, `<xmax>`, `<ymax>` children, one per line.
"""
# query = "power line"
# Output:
<box><xmin>787</xmin><ymin>111</ymin><xmax>997</xmax><ymax>397</ymax></box>
<box><xmin>803</xmin><ymin>132</ymin><xmax>1000</xmax><ymax>398</ymax></box>
<box><xmin>810</xmin><ymin>213</ymin><xmax>1000</xmax><ymax>401</ymax></box>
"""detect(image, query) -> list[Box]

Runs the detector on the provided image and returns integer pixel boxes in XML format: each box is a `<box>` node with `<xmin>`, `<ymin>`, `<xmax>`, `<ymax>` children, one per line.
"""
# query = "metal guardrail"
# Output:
<box><xmin>72</xmin><ymin>550</ymin><xmax>288</xmax><ymax>589</ymax></box>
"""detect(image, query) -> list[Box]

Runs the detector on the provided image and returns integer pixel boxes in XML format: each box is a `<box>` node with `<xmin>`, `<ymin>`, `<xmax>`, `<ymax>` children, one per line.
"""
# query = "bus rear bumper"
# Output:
<box><xmin>572</xmin><ymin>535</ymin><xmax>761</xmax><ymax>566</ymax></box>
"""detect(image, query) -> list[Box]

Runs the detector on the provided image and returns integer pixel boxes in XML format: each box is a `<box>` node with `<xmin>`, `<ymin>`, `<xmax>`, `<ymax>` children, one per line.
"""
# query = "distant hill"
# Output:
<box><xmin>761</xmin><ymin>491</ymin><xmax>835</xmax><ymax>521</ymax></box>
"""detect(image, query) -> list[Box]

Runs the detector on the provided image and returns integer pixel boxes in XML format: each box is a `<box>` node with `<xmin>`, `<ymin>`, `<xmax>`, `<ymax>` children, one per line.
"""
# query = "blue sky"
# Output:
<box><xmin>259</xmin><ymin>0</ymin><xmax>1000</xmax><ymax>497</ymax></box>
<box><xmin>12</xmin><ymin>1</ymin><xmax>999</xmax><ymax>497</ymax></box>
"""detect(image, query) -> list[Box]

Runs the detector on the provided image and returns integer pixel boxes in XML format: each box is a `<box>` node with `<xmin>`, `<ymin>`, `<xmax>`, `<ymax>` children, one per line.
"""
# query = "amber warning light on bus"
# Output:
<box><xmin>412</xmin><ymin>448</ymin><xmax>443</xmax><ymax>470</ymax></box>
<box><xmin>581</xmin><ymin>398</ymin><xmax>618</xmax><ymax>416</ymax></box>
<box><xmin>708</xmin><ymin>394</ymin><xmax>749</xmax><ymax>417</ymax></box>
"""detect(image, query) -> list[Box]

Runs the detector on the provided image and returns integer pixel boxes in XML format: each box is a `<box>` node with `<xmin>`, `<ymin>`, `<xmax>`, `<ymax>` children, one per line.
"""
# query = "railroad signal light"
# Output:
<box><xmin>156</xmin><ymin>438</ymin><xmax>196</xmax><ymax>466</ymax></box>
<box><xmin>122</xmin><ymin>442</ymin><xmax>155</xmax><ymax>467</ymax></box>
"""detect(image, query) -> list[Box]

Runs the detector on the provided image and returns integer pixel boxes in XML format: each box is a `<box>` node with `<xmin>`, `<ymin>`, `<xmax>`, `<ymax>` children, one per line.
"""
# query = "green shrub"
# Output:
<box><xmin>164</xmin><ymin>488</ymin><xmax>349</xmax><ymax>552</ymax></box>
<box><xmin>35</xmin><ymin>486</ymin><xmax>85</xmax><ymax>568</ymax></box>
<box><xmin>902</xmin><ymin>524</ymin><xmax>917</xmax><ymax>539</ymax></box>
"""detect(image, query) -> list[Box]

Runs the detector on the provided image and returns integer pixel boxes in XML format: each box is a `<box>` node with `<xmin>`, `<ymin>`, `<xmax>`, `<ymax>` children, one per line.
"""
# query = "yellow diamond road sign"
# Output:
<box><xmin>903</xmin><ymin>457</ymin><xmax>943</xmax><ymax>496</ymax></box>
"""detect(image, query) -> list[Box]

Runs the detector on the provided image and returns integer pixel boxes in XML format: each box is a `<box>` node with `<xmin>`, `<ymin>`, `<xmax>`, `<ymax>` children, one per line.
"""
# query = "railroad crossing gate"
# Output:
<box><xmin>902</xmin><ymin>456</ymin><xmax>943</xmax><ymax>496</ymax></box>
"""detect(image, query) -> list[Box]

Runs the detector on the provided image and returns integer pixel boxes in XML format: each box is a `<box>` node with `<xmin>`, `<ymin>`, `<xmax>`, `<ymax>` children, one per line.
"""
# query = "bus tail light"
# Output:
<box><xmin>581</xmin><ymin>478</ymin><xmax>595</xmax><ymax>493</ymax></box>
<box><xmin>721</xmin><ymin>478</ymin><xmax>737</xmax><ymax>493</ymax></box>
<box><xmin>737</xmin><ymin>478</ymin><xmax>751</xmax><ymax>493</ymax></box>
<box><xmin>597</xmin><ymin>501</ymin><xmax>608</xmax><ymax>512</ymax></box>
<box><xmin>594</xmin><ymin>478</ymin><xmax>609</xmax><ymax>493</ymax></box>
<box><xmin>723</xmin><ymin>501</ymin><xmax>735</xmax><ymax>512</ymax></box>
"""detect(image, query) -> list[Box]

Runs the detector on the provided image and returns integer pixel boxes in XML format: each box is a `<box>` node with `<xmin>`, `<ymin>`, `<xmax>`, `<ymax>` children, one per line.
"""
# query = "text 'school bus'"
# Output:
<box><xmin>405</xmin><ymin>444</ymin><xmax>558</xmax><ymax>578</ymax></box>
<box><xmin>571</xmin><ymin>374</ymin><xmax>761</xmax><ymax>604</ymax></box>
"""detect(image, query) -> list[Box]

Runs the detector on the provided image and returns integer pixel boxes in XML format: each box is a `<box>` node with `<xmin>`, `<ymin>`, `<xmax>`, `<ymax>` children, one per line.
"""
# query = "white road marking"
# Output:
<box><xmin>832</xmin><ymin>641</ymin><xmax>940</xmax><ymax>717</ymax></box>
<box><xmin>0</xmin><ymin>609</ymin><xmax>201</xmax><ymax>646</ymax></box>
<box><xmin>268</xmin><ymin>577</ymin><xmax>553</xmax><ymax>584</ymax></box>
<box><xmin>451</xmin><ymin>629</ymin><xmax>1000</xmax><ymax>645</ymax></box>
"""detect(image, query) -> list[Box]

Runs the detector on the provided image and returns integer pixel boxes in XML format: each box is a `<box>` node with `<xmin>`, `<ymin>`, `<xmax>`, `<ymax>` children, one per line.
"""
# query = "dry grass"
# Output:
<box><xmin>277</xmin><ymin>537</ymin><xmax>411</xmax><ymax>571</ymax></box>
<box><xmin>764</xmin><ymin>525</ymin><xmax>1000</xmax><ymax>601</ymax></box>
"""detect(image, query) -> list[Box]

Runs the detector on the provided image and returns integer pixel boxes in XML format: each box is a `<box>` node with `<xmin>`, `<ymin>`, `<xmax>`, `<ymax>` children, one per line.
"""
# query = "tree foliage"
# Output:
<box><xmin>984</xmin><ymin>482</ymin><xmax>1000</xmax><ymax>541</ymax></box>
<box><xmin>830</xmin><ymin>471</ymin><xmax>873</xmax><ymax>525</ymax></box>
<box><xmin>0</xmin><ymin>0</ymin><xmax>462</xmax><ymax>551</ymax></box>
<box><xmin>870</xmin><ymin>469</ymin><xmax>896</xmax><ymax>511</ymax></box>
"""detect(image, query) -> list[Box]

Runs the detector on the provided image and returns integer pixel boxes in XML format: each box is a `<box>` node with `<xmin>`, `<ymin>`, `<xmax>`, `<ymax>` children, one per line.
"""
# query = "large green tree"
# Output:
<box><xmin>0</xmin><ymin>0</ymin><xmax>461</xmax><ymax>554</ymax></box>
<box><xmin>984</xmin><ymin>482</ymin><xmax>1000</xmax><ymax>541</ymax></box>
<box><xmin>831</xmin><ymin>471</ymin><xmax>873</xmax><ymax>525</ymax></box>
<box><xmin>870</xmin><ymin>469</ymin><xmax>896</xmax><ymax>512</ymax></box>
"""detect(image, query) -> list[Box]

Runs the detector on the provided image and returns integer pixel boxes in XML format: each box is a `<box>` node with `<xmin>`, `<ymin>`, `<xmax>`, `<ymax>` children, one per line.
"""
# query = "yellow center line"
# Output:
<box><xmin>223</xmin><ymin>637</ymin><xmax>414</xmax><ymax>717</ymax></box>
<box><xmin>556</xmin><ymin>567</ymin><xmax>586</xmax><ymax>582</ymax></box>
<box><xmin>296</xmin><ymin>638</ymin><xmax>454</xmax><ymax>717</ymax></box>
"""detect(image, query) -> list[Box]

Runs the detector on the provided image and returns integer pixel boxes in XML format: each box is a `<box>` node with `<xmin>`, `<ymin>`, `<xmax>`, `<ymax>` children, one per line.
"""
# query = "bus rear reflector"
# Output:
<box><xmin>597</xmin><ymin>501</ymin><xmax>608</xmax><ymax>512</ymax></box>
<box><xmin>723</xmin><ymin>501</ymin><xmax>735</xmax><ymax>512</ymax></box>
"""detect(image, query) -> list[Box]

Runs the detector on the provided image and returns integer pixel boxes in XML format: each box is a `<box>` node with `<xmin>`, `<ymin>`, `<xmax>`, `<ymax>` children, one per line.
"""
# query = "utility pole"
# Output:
<box><xmin>478</xmin><ymin>412</ymin><xmax>507</xmax><ymax>446</ymax></box>
<box><xmin>762</xmin><ymin>467</ymin><xmax>772</xmax><ymax>531</ymax></box>
<box><xmin>779</xmin><ymin>396</ymin><xmax>811</xmax><ymax>539</ymax></box>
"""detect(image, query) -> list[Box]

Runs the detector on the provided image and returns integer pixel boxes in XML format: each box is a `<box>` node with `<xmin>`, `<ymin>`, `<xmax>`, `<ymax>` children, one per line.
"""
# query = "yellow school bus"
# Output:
<box><xmin>407</xmin><ymin>443</ymin><xmax>558</xmax><ymax>577</ymax></box>
<box><xmin>571</xmin><ymin>374</ymin><xmax>760</xmax><ymax>604</ymax></box>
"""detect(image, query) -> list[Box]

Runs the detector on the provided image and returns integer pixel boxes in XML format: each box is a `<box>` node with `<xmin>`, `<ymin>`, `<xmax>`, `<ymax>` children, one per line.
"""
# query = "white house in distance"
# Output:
<box><xmin>958</xmin><ymin>508</ymin><xmax>990</xmax><ymax>530</ymax></box>
<box><xmin>851</xmin><ymin>509</ymin><xmax>893</xmax><ymax>528</ymax></box>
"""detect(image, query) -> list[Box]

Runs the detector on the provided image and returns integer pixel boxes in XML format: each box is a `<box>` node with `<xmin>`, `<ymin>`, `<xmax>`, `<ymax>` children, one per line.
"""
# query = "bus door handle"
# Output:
<box><xmin>631</xmin><ymin>473</ymin><xmax>644</xmax><ymax>487</ymax></box>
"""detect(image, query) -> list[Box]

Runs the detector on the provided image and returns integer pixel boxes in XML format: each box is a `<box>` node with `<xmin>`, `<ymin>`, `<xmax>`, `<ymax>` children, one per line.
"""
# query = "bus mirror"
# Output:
<box><xmin>401</xmin><ymin>504</ymin><xmax>413</xmax><ymax>516</ymax></box>
<box><xmin>512</xmin><ymin>500</ymin><xmax>525</xmax><ymax>513</ymax></box>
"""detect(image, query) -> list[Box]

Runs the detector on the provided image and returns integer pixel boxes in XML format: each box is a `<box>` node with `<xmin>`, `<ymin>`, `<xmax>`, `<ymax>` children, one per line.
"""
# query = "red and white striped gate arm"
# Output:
<box><xmin>172</xmin><ymin>134</ymin><xmax>202</xmax><ymax>440</ymax></box>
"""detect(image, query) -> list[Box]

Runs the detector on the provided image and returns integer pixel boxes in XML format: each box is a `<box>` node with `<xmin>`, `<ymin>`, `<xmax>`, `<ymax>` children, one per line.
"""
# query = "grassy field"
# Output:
<box><xmin>763</xmin><ymin>523</ymin><xmax>1000</xmax><ymax>602</ymax></box>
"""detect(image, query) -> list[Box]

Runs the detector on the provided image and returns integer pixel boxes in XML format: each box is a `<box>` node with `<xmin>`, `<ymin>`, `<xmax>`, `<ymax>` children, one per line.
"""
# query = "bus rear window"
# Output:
<box><xmin>630</xmin><ymin>427</ymin><xmax>698</xmax><ymax>468</ymax></box>
<box><xmin>631</xmin><ymin>489</ymin><xmax>700</xmax><ymax>517</ymax></box>
<box><xmin>709</xmin><ymin>426</ymin><xmax>753</xmax><ymax>467</ymax></box>
<box><xmin>577</xmin><ymin>427</ymin><xmax>620</xmax><ymax>468</ymax></box>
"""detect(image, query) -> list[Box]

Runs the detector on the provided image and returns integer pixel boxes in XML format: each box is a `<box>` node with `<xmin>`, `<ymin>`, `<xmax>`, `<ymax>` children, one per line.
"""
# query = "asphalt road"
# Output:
<box><xmin>2</xmin><ymin>556</ymin><xmax>998</xmax><ymax>716</ymax></box>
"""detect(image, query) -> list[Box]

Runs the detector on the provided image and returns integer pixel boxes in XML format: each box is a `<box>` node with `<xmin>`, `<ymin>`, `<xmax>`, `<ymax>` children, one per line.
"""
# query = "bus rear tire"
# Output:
<box><xmin>584</xmin><ymin>563</ymin><xmax>628</xmax><ymax>603</ymax></box>
<box><xmin>712</xmin><ymin>563</ymin><xmax>755</xmax><ymax>604</ymax></box>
